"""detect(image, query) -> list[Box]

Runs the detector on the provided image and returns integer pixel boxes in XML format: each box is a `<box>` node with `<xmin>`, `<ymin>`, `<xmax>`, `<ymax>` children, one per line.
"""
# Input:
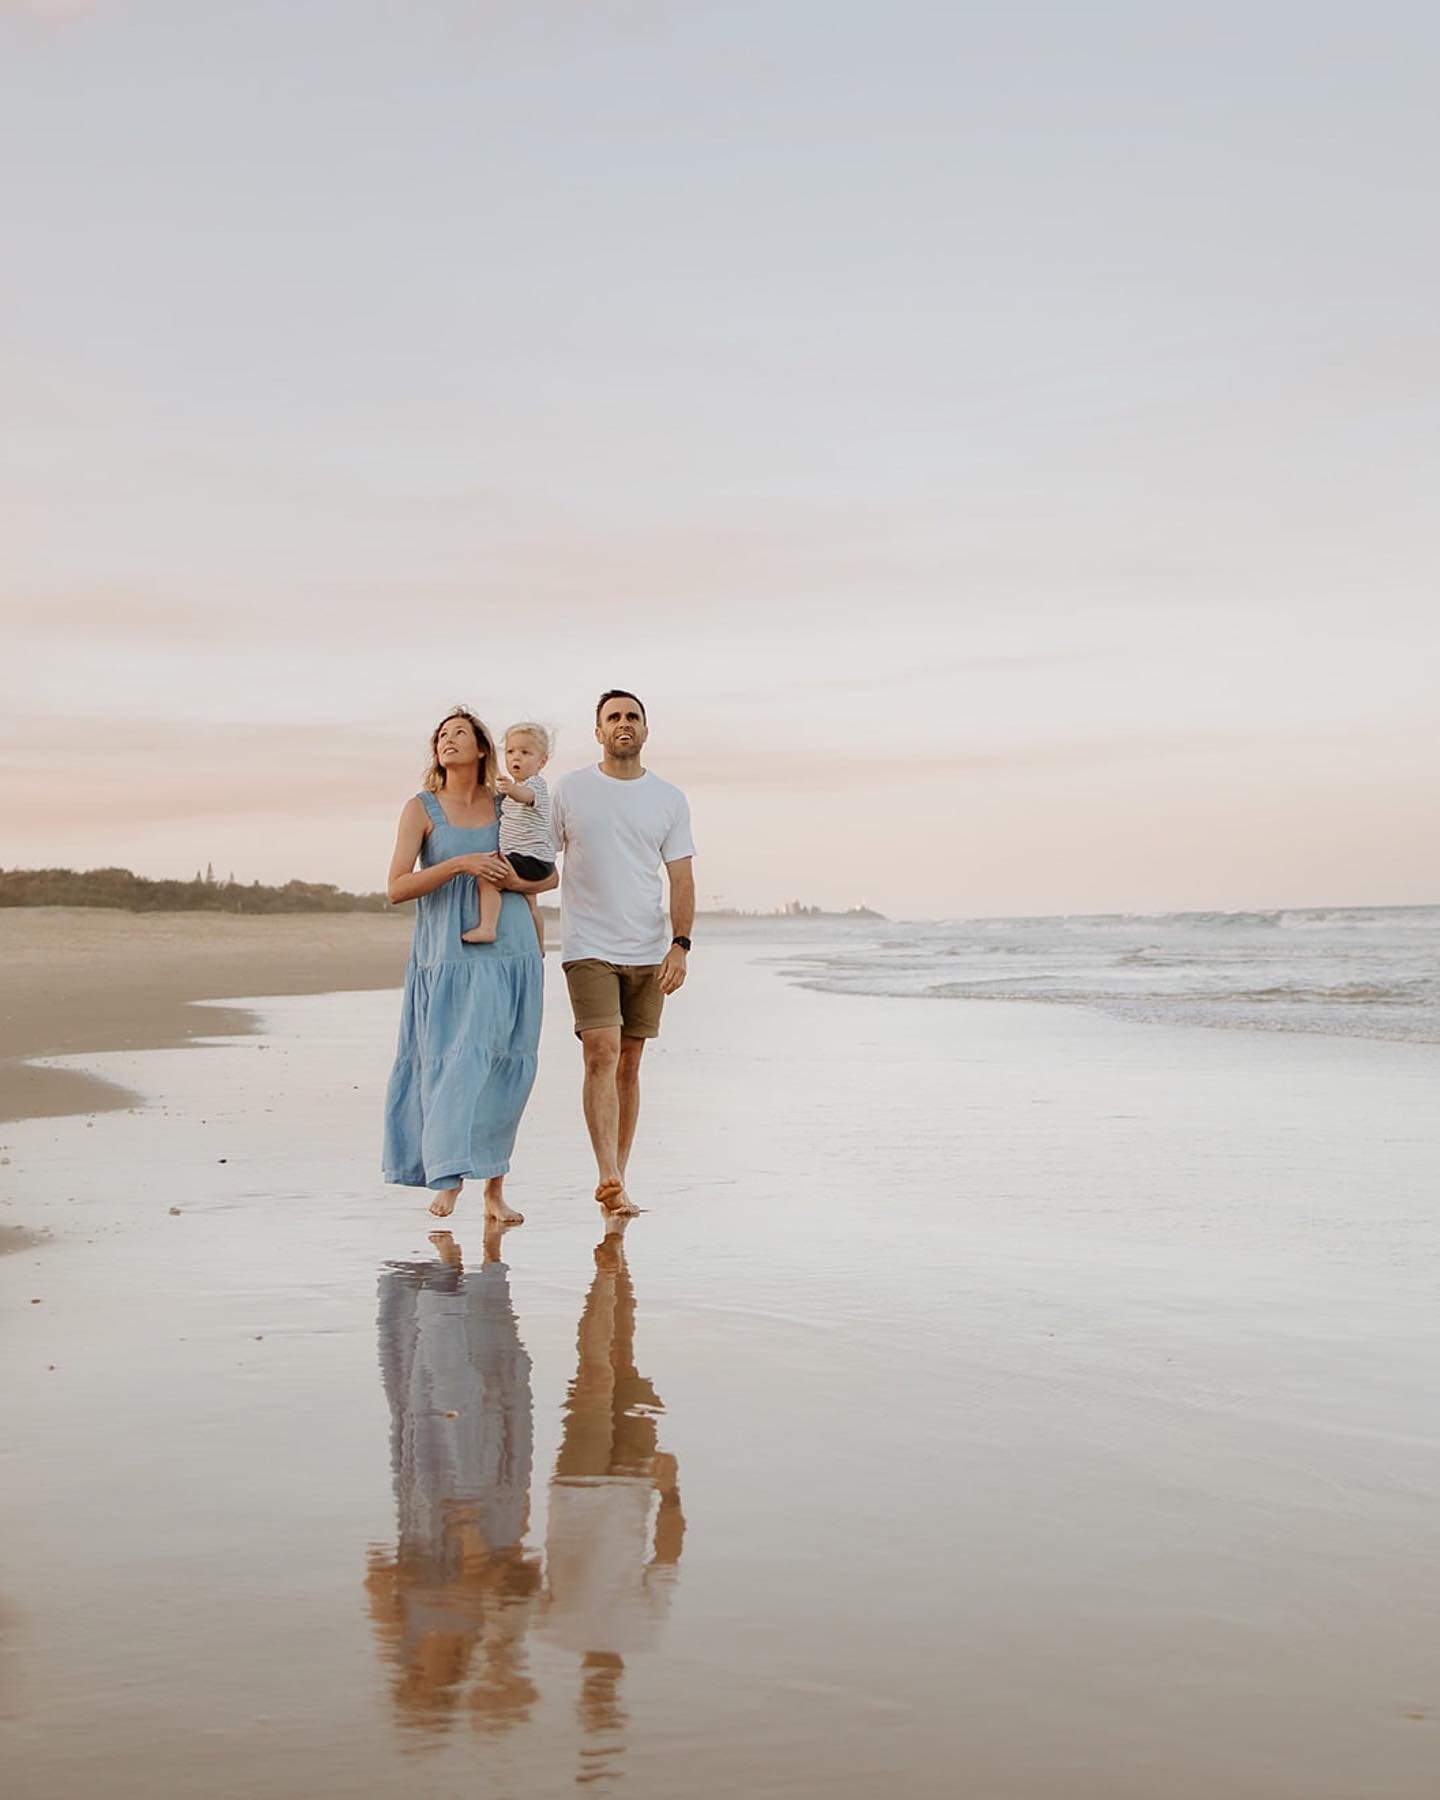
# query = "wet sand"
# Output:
<box><xmin>0</xmin><ymin>907</ymin><xmax>411</xmax><ymax>1123</ymax></box>
<box><xmin>2</xmin><ymin>946</ymin><xmax>1438</xmax><ymax>1798</ymax></box>
<box><xmin>0</xmin><ymin>1224</ymin><xmax>48</xmax><ymax>1257</ymax></box>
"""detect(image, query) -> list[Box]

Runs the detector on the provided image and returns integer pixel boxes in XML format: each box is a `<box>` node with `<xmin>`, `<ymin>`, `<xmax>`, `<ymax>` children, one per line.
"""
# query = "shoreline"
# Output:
<box><xmin>0</xmin><ymin>907</ymin><xmax>413</xmax><ymax>1125</ymax></box>
<box><xmin>8</xmin><ymin>903</ymin><xmax>1436</xmax><ymax>1130</ymax></box>
<box><xmin>785</xmin><ymin>972</ymin><xmax>1440</xmax><ymax>1049</ymax></box>
<box><xmin>0</xmin><ymin>907</ymin><xmax>858</xmax><ymax>1127</ymax></box>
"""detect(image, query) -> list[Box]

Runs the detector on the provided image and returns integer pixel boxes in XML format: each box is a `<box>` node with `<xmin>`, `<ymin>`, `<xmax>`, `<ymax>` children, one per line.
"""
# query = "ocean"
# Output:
<box><xmin>770</xmin><ymin>903</ymin><xmax>1440</xmax><ymax>1045</ymax></box>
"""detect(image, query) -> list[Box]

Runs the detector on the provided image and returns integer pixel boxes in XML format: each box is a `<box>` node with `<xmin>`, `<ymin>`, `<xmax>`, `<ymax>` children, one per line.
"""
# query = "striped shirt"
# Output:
<box><xmin>499</xmin><ymin>772</ymin><xmax>555</xmax><ymax>863</ymax></box>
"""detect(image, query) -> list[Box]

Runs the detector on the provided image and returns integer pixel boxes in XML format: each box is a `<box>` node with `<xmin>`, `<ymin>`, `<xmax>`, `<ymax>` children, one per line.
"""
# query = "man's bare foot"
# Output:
<box><xmin>460</xmin><ymin>926</ymin><xmax>498</xmax><ymax>944</ymax></box>
<box><xmin>483</xmin><ymin>1176</ymin><xmax>524</xmax><ymax>1225</ymax></box>
<box><xmin>429</xmin><ymin>1181</ymin><xmax>463</xmax><ymax>1218</ymax></box>
<box><xmin>594</xmin><ymin>1178</ymin><xmax>641</xmax><ymax>1217</ymax></box>
<box><xmin>428</xmin><ymin>1230</ymin><xmax>462</xmax><ymax>1268</ymax></box>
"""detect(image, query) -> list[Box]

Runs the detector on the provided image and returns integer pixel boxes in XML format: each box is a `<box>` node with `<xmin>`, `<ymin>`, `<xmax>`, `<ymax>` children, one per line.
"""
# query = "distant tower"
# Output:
<box><xmin>205</xmin><ymin>861</ymin><xmax>215</xmax><ymax>885</ymax></box>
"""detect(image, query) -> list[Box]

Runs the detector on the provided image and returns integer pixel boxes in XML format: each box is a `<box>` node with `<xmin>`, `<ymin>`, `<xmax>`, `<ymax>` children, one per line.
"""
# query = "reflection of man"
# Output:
<box><xmin>550</xmin><ymin>689</ymin><xmax>696</xmax><ymax>1218</ymax></box>
<box><xmin>540</xmin><ymin>1224</ymin><xmax>685</xmax><ymax>1768</ymax></box>
<box><xmin>364</xmin><ymin>1230</ymin><xmax>541</xmax><ymax>1734</ymax></box>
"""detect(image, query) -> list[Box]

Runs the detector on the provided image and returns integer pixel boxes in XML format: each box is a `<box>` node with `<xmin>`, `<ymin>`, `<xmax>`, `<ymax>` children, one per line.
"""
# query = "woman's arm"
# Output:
<box><xmin>386</xmin><ymin>798</ymin><xmax>508</xmax><ymax>905</ymax></box>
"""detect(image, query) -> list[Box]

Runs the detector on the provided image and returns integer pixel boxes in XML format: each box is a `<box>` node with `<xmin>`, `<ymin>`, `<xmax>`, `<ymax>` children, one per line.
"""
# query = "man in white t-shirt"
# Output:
<box><xmin>550</xmin><ymin>689</ymin><xmax>695</xmax><ymax>1217</ymax></box>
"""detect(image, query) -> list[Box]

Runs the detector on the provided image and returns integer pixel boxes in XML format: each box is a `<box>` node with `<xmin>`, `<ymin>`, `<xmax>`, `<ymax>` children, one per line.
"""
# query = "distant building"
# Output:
<box><xmin>773</xmin><ymin>899</ymin><xmax>885</xmax><ymax>920</ymax></box>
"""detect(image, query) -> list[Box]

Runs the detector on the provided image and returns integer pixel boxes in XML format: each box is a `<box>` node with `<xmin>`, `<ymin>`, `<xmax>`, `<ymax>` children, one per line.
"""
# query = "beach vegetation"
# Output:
<box><xmin>0</xmin><ymin>867</ymin><xmax>390</xmax><ymax>914</ymax></box>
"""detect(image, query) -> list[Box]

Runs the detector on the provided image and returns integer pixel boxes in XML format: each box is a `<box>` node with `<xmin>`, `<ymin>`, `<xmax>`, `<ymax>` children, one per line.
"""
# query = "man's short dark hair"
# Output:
<box><xmin>596</xmin><ymin>689</ymin><xmax>646</xmax><ymax>725</ymax></box>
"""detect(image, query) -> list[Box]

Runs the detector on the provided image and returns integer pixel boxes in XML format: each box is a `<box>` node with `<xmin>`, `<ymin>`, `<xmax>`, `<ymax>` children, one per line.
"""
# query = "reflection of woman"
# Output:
<box><xmin>541</xmin><ymin>1229</ymin><xmax>685</xmax><ymax>1695</ymax></box>
<box><xmin>382</xmin><ymin>707</ymin><xmax>556</xmax><ymax>1222</ymax></box>
<box><xmin>364</xmin><ymin>1233</ymin><xmax>541</xmax><ymax>1734</ymax></box>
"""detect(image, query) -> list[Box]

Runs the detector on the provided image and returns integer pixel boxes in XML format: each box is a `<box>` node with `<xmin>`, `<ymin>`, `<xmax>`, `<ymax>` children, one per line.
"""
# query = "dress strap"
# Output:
<box><xmin>418</xmin><ymin>791</ymin><xmax>446</xmax><ymax>827</ymax></box>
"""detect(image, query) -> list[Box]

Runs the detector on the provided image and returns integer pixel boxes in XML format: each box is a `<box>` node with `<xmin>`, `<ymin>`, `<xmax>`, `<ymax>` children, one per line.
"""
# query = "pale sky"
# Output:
<box><xmin>4</xmin><ymin>0</ymin><xmax>1437</xmax><ymax>917</ymax></box>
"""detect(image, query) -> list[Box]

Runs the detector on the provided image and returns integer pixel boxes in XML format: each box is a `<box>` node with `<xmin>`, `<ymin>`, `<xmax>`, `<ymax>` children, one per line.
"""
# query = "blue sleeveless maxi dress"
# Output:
<box><xmin>382</xmin><ymin>792</ymin><xmax>543</xmax><ymax>1191</ymax></box>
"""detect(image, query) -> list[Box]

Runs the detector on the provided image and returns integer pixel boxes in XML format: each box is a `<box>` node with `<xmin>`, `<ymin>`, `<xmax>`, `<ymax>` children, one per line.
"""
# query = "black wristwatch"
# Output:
<box><xmin>671</xmin><ymin>935</ymin><xmax>692</xmax><ymax>952</ymax></box>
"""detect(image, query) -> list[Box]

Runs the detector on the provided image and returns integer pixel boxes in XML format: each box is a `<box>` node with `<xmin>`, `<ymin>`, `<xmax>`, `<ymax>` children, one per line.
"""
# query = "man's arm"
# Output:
<box><xmin>648</xmin><ymin>1451</ymin><xmax>685</xmax><ymax>1567</ymax></box>
<box><xmin>657</xmin><ymin>856</ymin><xmax>694</xmax><ymax>995</ymax></box>
<box><xmin>668</xmin><ymin>856</ymin><xmax>695</xmax><ymax>938</ymax></box>
<box><xmin>499</xmin><ymin>867</ymin><xmax>560</xmax><ymax>896</ymax></box>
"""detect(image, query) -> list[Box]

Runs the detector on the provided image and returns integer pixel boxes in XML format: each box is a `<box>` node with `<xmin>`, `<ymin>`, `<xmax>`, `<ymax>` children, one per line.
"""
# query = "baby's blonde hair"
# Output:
<box><xmin>504</xmin><ymin>721</ymin><xmax>553</xmax><ymax>759</ymax></box>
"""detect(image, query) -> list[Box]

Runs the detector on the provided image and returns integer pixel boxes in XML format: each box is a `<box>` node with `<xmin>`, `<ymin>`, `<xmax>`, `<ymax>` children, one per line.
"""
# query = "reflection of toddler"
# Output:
<box><xmin>462</xmin><ymin>723</ymin><xmax>554</xmax><ymax>951</ymax></box>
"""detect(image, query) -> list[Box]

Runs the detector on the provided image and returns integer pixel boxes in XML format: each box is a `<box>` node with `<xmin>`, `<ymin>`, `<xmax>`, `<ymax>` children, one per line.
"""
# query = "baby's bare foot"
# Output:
<box><xmin>429</xmin><ymin>1181</ymin><xmax>463</xmax><ymax>1218</ymax></box>
<box><xmin>460</xmin><ymin>926</ymin><xmax>498</xmax><ymax>944</ymax></box>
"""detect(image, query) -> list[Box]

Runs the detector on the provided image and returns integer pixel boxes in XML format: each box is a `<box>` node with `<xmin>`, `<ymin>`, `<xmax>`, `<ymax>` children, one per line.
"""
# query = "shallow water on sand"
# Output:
<box><xmin>2</xmin><ymin>949</ymin><xmax>1439</xmax><ymax>1798</ymax></box>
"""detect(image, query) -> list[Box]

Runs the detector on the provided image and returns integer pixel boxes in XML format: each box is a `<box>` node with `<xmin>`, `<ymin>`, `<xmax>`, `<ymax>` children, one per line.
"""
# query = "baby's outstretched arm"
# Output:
<box><xmin>496</xmin><ymin>776</ymin><xmax>537</xmax><ymax>806</ymax></box>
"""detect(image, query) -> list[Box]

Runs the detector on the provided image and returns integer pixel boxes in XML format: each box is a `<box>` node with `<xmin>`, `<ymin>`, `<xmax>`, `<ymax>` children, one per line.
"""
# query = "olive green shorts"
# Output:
<box><xmin>562</xmin><ymin>959</ymin><xmax>665</xmax><ymax>1039</ymax></box>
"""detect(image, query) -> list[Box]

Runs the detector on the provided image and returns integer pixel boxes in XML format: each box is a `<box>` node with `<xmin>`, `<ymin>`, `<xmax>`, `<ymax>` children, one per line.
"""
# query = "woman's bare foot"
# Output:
<box><xmin>594</xmin><ymin>1178</ymin><xmax>641</xmax><ymax>1217</ymax></box>
<box><xmin>429</xmin><ymin>1181</ymin><xmax>463</xmax><ymax>1218</ymax></box>
<box><xmin>428</xmin><ymin>1229</ymin><xmax>462</xmax><ymax>1268</ymax></box>
<box><xmin>483</xmin><ymin>1176</ymin><xmax>524</xmax><ymax>1225</ymax></box>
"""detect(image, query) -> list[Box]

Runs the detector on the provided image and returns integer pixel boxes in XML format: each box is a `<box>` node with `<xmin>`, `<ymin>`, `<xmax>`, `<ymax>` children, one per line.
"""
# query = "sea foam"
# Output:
<box><xmin>775</xmin><ymin>905</ymin><xmax>1440</xmax><ymax>1045</ymax></box>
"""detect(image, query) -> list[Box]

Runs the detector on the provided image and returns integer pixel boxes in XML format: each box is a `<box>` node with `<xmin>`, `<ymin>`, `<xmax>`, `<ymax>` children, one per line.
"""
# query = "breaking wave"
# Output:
<box><xmin>778</xmin><ymin>905</ymin><xmax>1440</xmax><ymax>1046</ymax></box>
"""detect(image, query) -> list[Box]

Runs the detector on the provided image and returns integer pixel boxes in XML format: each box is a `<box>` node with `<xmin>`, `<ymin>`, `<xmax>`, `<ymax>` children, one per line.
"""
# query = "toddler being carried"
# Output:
<box><xmin>461</xmin><ymin>722</ymin><xmax>554</xmax><ymax>951</ymax></box>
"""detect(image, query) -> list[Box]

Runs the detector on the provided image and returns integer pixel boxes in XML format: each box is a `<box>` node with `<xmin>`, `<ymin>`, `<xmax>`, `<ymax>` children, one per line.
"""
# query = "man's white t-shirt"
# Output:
<box><xmin>550</xmin><ymin>765</ymin><xmax>695</xmax><ymax>965</ymax></box>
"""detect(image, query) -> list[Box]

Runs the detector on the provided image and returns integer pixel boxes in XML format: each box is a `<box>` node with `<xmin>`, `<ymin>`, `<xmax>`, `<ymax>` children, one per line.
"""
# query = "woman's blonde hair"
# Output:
<box><xmin>422</xmin><ymin>706</ymin><xmax>498</xmax><ymax>794</ymax></box>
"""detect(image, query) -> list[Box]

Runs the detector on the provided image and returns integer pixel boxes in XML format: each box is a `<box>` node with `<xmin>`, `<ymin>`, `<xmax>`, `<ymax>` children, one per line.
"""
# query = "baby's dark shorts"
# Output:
<box><xmin>504</xmin><ymin>853</ymin><xmax>556</xmax><ymax>882</ymax></box>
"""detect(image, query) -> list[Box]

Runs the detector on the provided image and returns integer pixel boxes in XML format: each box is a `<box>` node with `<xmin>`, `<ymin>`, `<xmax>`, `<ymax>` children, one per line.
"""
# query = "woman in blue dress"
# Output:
<box><xmin>383</xmin><ymin>707</ymin><xmax>554</xmax><ymax>1222</ymax></box>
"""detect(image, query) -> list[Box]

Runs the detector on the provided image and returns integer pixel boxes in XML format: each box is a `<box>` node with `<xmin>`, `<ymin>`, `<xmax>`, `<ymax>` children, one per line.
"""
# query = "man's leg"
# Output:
<box><xmin>616</xmin><ymin>1034</ymin><xmax>647</xmax><ymax>1177</ymax></box>
<box><xmin>580</xmin><ymin>1025</ymin><xmax>625</xmax><ymax>1187</ymax></box>
<box><xmin>567</xmin><ymin>961</ymin><xmax>629</xmax><ymax>1213</ymax></box>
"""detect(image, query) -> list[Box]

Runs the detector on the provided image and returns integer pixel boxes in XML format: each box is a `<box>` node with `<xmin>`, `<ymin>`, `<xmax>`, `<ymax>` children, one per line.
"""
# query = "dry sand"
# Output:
<box><xmin>2</xmin><ymin>944</ymin><xmax>1438</xmax><ymax>1798</ymax></box>
<box><xmin>0</xmin><ymin>907</ymin><xmax>412</xmax><ymax>1122</ymax></box>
